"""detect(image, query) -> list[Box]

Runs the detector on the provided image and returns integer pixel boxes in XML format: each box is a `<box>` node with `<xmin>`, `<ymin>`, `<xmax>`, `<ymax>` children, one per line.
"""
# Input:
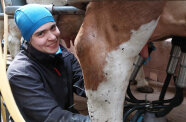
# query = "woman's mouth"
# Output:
<box><xmin>47</xmin><ymin>41</ymin><xmax>58</xmax><ymax>48</ymax></box>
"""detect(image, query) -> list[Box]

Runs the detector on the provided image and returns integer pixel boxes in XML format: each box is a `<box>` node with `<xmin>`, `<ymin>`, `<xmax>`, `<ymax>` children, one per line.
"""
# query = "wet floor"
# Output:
<box><xmin>74</xmin><ymin>80</ymin><xmax>186</xmax><ymax>122</ymax></box>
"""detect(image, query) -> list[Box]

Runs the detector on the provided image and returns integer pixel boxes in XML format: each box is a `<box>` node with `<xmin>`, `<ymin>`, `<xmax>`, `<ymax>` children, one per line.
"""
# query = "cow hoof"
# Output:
<box><xmin>136</xmin><ymin>86</ymin><xmax>154</xmax><ymax>93</ymax></box>
<box><xmin>130</xmin><ymin>80</ymin><xmax>137</xmax><ymax>85</ymax></box>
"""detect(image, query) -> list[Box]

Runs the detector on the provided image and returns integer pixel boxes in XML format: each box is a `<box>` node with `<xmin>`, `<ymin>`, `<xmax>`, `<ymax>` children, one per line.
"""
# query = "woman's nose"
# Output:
<box><xmin>47</xmin><ymin>31</ymin><xmax>56</xmax><ymax>40</ymax></box>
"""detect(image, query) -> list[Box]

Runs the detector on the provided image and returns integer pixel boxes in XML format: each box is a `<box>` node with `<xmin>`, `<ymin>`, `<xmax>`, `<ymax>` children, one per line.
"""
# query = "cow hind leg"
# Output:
<box><xmin>86</xmin><ymin>55</ymin><xmax>136</xmax><ymax>122</ymax></box>
<box><xmin>136</xmin><ymin>66</ymin><xmax>154</xmax><ymax>93</ymax></box>
<box><xmin>83</xmin><ymin>41</ymin><xmax>149</xmax><ymax>122</ymax></box>
<box><xmin>75</xmin><ymin>17</ymin><xmax>159</xmax><ymax>122</ymax></box>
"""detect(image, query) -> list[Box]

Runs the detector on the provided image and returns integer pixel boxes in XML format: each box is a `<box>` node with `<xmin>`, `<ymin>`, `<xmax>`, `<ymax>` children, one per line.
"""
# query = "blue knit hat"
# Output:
<box><xmin>14</xmin><ymin>4</ymin><xmax>55</xmax><ymax>41</ymax></box>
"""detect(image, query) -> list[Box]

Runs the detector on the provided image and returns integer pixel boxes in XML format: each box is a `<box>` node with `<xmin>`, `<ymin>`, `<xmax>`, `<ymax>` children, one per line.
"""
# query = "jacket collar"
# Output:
<box><xmin>26</xmin><ymin>44</ymin><xmax>69</xmax><ymax>64</ymax></box>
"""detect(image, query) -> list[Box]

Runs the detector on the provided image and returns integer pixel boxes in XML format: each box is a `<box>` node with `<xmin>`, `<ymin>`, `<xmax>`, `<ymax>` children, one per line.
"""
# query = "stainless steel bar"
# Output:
<box><xmin>66</xmin><ymin>0</ymin><xmax>92</xmax><ymax>4</ymax></box>
<box><xmin>66</xmin><ymin>0</ymin><xmax>111</xmax><ymax>4</ymax></box>
<box><xmin>5</xmin><ymin>5</ymin><xmax>85</xmax><ymax>15</ymax></box>
<box><xmin>5</xmin><ymin>6</ymin><xmax>19</xmax><ymax>15</ymax></box>
<box><xmin>0</xmin><ymin>13</ymin><xmax>13</xmax><ymax>20</ymax></box>
<box><xmin>5</xmin><ymin>0</ymin><xmax>26</xmax><ymax>6</ymax></box>
<box><xmin>176</xmin><ymin>53</ymin><xmax>186</xmax><ymax>88</ymax></box>
<box><xmin>52</xmin><ymin>6</ymin><xmax>85</xmax><ymax>15</ymax></box>
<box><xmin>166</xmin><ymin>45</ymin><xmax>181</xmax><ymax>74</ymax></box>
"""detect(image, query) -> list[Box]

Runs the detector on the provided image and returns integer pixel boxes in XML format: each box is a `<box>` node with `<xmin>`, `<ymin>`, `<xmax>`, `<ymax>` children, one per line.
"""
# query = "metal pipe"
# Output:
<box><xmin>66</xmin><ymin>0</ymin><xmax>115</xmax><ymax>4</ymax></box>
<box><xmin>129</xmin><ymin>55</ymin><xmax>145</xmax><ymax>81</ymax></box>
<box><xmin>5</xmin><ymin>5</ymin><xmax>85</xmax><ymax>15</ymax></box>
<box><xmin>0</xmin><ymin>13</ymin><xmax>13</xmax><ymax>19</ymax></box>
<box><xmin>8</xmin><ymin>0</ymin><xmax>26</xmax><ymax>6</ymax></box>
<box><xmin>4</xmin><ymin>0</ymin><xmax>26</xmax><ymax>7</ymax></box>
<box><xmin>52</xmin><ymin>6</ymin><xmax>85</xmax><ymax>15</ymax></box>
<box><xmin>176</xmin><ymin>53</ymin><xmax>186</xmax><ymax>88</ymax></box>
<box><xmin>166</xmin><ymin>45</ymin><xmax>181</xmax><ymax>74</ymax></box>
<box><xmin>66</xmin><ymin>0</ymin><xmax>96</xmax><ymax>4</ymax></box>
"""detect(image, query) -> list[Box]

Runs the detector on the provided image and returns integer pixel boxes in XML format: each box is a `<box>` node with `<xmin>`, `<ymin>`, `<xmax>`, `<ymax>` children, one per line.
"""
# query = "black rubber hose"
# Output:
<box><xmin>156</xmin><ymin>87</ymin><xmax>183</xmax><ymax>117</ymax></box>
<box><xmin>127</xmin><ymin>83</ymin><xmax>138</xmax><ymax>100</ymax></box>
<box><xmin>124</xmin><ymin>104</ymin><xmax>136</xmax><ymax>114</ymax></box>
<box><xmin>159</xmin><ymin>74</ymin><xmax>172</xmax><ymax>102</ymax></box>
<box><xmin>123</xmin><ymin>104</ymin><xmax>146</xmax><ymax>122</ymax></box>
<box><xmin>125</xmin><ymin>96</ymin><xmax>146</xmax><ymax>104</ymax></box>
<box><xmin>153</xmin><ymin>76</ymin><xmax>176</xmax><ymax>107</ymax></box>
<box><xmin>127</xmin><ymin>83</ymin><xmax>146</xmax><ymax>103</ymax></box>
<box><xmin>152</xmin><ymin>98</ymin><xmax>173</xmax><ymax>105</ymax></box>
<box><xmin>130</xmin><ymin>110</ymin><xmax>146</xmax><ymax>122</ymax></box>
<box><xmin>150</xmin><ymin>105</ymin><xmax>169</xmax><ymax>112</ymax></box>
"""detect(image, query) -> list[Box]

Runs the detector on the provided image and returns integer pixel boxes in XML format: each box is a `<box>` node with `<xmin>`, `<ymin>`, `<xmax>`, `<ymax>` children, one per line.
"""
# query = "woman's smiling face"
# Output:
<box><xmin>30</xmin><ymin>22</ymin><xmax>60</xmax><ymax>54</ymax></box>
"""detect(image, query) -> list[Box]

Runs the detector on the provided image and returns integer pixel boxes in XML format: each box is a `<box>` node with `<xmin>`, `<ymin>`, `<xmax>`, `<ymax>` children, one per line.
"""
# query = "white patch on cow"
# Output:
<box><xmin>136</xmin><ymin>66</ymin><xmax>149</xmax><ymax>87</ymax></box>
<box><xmin>86</xmin><ymin>18</ymin><xmax>159</xmax><ymax>122</ymax></box>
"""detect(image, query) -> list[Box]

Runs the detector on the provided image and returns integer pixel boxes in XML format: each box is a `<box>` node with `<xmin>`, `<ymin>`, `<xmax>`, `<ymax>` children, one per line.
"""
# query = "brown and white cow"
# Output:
<box><xmin>74</xmin><ymin>1</ymin><xmax>186</xmax><ymax>122</ymax></box>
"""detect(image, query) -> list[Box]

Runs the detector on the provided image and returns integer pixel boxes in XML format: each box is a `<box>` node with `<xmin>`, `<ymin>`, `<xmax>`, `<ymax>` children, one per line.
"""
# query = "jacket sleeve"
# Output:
<box><xmin>71</xmin><ymin>55</ymin><xmax>87</xmax><ymax>98</ymax></box>
<box><xmin>8</xmin><ymin>66</ymin><xmax>90</xmax><ymax>122</ymax></box>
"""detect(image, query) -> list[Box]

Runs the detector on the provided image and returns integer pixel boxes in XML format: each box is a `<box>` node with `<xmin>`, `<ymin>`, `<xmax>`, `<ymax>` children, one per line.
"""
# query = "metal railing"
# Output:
<box><xmin>5</xmin><ymin>5</ymin><xmax>85</xmax><ymax>15</ymax></box>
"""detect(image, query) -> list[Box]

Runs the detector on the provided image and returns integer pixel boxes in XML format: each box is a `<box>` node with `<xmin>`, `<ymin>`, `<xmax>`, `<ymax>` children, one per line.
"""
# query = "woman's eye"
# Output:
<box><xmin>51</xmin><ymin>25</ymin><xmax>56</xmax><ymax>31</ymax></box>
<box><xmin>37</xmin><ymin>32</ymin><xmax>44</xmax><ymax>37</ymax></box>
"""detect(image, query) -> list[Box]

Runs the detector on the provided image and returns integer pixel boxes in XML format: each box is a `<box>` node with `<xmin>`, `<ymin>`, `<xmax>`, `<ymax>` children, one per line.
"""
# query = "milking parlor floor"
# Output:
<box><xmin>74</xmin><ymin>80</ymin><xmax>186</xmax><ymax>122</ymax></box>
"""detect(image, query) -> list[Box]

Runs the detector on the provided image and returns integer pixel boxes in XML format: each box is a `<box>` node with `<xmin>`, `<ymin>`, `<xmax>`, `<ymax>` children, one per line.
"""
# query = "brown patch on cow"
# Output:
<box><xmin>90</xmin><ymin>1</ymin><xmax>165</xmax><ymax>51</ymax></box>
<box><xmin>57</xmin><ymin>14</ymin><xmax>84</xmax><ymax>48</ymax></box>
<box><xmin>75</xmin><ymin>27</ymin><xmax>107</xmax><ymax>90</ymax></box>
<box><xmin>150</xmin><ymin>1</ymin><xmax>186</xmax><ymax>41</ymax></box>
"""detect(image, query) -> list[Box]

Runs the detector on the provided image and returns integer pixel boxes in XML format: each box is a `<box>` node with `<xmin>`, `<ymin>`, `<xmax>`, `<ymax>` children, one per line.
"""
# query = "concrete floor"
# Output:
<box><xmin>74</xmin><ymin>80</ymin><xmax>186</xmax><ymax>122</ymax></box>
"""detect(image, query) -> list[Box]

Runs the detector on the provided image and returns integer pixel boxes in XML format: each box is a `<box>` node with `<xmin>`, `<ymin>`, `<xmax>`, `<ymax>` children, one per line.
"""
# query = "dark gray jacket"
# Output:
<box><xmin>7</xmin><ymin>44</ymin><xmax>90</xmax><ymax>122</ymax></box>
